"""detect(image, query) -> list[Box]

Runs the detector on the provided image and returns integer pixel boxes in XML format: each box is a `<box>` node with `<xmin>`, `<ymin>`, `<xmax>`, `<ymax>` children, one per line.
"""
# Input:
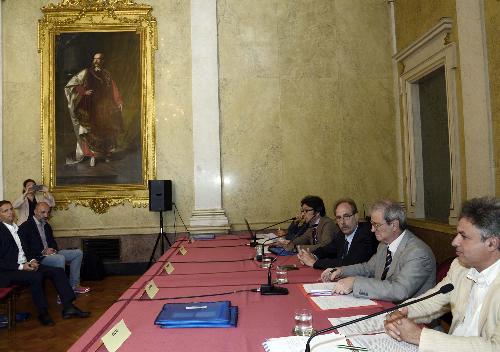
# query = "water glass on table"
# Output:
<box><xmin>293</xmin><ymin>308</ymin><xmax>313</xmax><ymax>336</ymax></box>
<box><xmin>275</xmin><ymin>268</ymin><xmax>288</xmax><ymax>284</ymax></box>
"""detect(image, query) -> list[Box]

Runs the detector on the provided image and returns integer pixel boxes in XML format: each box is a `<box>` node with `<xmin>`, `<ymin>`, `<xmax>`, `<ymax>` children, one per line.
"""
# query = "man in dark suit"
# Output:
<box><xmin>297</xmin><ymin>198</ymin><xmax>378</xmax><ymax>269</ymax></box>
<box><xmin>19</xmin><ymin>202</ymin><xmax>90</xmax><ymax>294</ymax></box>
<box><xmin>0</xmin><ymin>200</ymin><xmax>90</xmax><ymax>326</ymax></box>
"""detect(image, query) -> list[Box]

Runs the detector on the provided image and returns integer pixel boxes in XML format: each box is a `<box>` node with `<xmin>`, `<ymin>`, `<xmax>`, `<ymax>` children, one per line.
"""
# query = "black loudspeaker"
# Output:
<box><xmin>148</xmin><ymin>180</ymin><xmax>173</xmax><ymax>211</ymax></box>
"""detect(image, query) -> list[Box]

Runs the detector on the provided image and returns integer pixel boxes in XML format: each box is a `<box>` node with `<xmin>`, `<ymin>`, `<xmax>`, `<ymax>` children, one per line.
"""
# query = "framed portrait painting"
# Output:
<box><xmin>38</xmin><ymin>0</ymin><xmax>157</xmax><ymax>213</ymax></box>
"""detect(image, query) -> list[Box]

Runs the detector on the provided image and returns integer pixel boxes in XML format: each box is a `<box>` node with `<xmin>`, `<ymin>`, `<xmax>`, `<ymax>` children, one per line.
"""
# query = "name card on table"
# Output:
<box><xmin>145</xmin><ymin>280</ymin><xmax>159</xmax><ymax>299</ymax></box>
<box><xmin>164</xmin><ymin>261</ymin><xmax>175</xmax><ymax>274</ymax></box>
<box><xmin>178</xmin><ymin>246</ymin><xmax>188</xmax><ymax>255</ymax></box>
<box><xmin>101</xmin><ymin>319</ymin><xmax>131</xmax><ymax>352</ymax></box>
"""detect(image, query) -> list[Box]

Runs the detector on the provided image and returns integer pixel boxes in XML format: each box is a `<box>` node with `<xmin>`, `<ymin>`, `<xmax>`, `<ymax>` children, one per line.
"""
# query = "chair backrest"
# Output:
<box><xmin>0</xmin><ymin>287</ymin><xmax>14</xmax><ymax>300</ymax></box>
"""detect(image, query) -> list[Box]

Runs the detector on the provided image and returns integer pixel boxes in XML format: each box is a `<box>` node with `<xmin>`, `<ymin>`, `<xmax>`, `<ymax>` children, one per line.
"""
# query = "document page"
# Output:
<box><xmin>328</xmin><ymin>314</ymin><xmax>386</xmax><ymax>336</ymax></box>
<box><xmin>263</xmin><ymin>333</ymin><xmax>347</xmax><ymax>352</ymax></box>
<box><xmin>351</xmin><ymin>333</ymin><xmax>418</xmax><ymax>352</ymax></box>
<box><xmin>303</xmin><ymin>282</ymin><xmax>337</xmax><ymax>294</ymax></box>
<box><xmin>310</xmin><ymin>294</ymin><xmax>377</xmax><ymax>310</ymax></box>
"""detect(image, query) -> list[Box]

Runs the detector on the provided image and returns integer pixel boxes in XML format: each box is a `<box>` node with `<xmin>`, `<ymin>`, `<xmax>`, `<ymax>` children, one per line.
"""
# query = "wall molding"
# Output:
<box><xmin>395</xmin><ymin>17</ymin><xmax>461</xmax><ymax>224</ymax></box>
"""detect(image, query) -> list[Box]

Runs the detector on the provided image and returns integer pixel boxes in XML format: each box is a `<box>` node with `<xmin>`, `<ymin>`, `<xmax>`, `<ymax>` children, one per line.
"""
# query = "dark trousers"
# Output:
<box><xmin>2</xmin><ymin>264</ymin><xmax>76</xmax><ymax>313</ymax></box>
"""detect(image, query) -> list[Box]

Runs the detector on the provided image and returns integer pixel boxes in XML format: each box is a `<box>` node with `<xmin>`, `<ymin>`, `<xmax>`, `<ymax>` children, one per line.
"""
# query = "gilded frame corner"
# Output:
<box><xmin>38</xmin><ymin>0</ymin><xmax>157</xmax><ymax>214</ymax></box>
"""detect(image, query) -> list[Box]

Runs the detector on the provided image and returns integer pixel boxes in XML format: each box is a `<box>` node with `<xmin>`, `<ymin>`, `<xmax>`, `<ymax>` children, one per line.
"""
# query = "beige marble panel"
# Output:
<box><xmin>218</xmin><ymin>0</ymin><xmax>279</xmax><ymax>79</ymax></box>
<box><xmin>219</xmin><ymin>0</ymin><xmax>395</xmax><ymax>228</ymax></box>
<box><xmin>338</xmin><ymin>77</ymin><xmax>397</xmax><ymax>203</ymax></box>
<box><xmin>394</xmin><ymin>0</ymin><xmax>458</xmax><ymax>52</ymax></box>
<box><xmin>277</xmin><ymin>0</ymin><xmax>337</xmax><ymax>79</ymax></box>
<box><xmin>219</xmin><ymin>77</ymin><xmax>284</xmax><ymax>224</ymax></box>
<box><xmin>484</xmin><ymin>2</ymin><xmax>500</xmax><ymax>195</ymax></box>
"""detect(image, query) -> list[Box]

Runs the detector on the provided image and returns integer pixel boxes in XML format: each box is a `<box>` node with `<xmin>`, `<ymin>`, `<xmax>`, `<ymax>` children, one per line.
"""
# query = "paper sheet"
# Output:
<box><xmin>303</xmin><ymin>282</ymin><xmax>338</xmax><ymax>294</ymax></box>
<box><xmin>351</xmin><ymin>333</ymin><xmax>418</xmax><ymax>352</ymax></box>
<box><xmin>328</xmin><ymin>314</ymin><xmax>386</xmax><ymax>336</ymax></box>
<box><xmin>263</xmin><ymin>333</ymin><xmax>347</xmax><ymax>352</ymax></box>
<box><xmin>310</xmin><ymin>294</ymin><xmax>377</xmax><ymax>310</ymax></box>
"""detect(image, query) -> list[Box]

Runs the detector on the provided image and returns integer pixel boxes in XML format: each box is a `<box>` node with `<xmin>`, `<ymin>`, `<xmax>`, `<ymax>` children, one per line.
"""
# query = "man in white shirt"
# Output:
<box><xmin>384</xmin><ymin>197</ymin><xmax>500</xmax><ymax>351</ymax></box>
<box><xmin>0</xmin><ymin>200</ymin><xmax>90</xmax><ymax>326</ymax></box>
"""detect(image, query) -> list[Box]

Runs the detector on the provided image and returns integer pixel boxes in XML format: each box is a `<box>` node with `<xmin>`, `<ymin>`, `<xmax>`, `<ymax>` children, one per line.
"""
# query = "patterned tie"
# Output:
<box><xmin>311</xmin><ymin>225</ymin><xmax>318</xmax><ymax>245</ymax></box>
<box><xmin>341</xmin><ymin>239</ymin><xmax>349</xmax><ymax>260</ymax></box>
<box><xmin>381</xmin><ymin>248</ymin><xmax>392</xmax><ymax>280</ymax></box>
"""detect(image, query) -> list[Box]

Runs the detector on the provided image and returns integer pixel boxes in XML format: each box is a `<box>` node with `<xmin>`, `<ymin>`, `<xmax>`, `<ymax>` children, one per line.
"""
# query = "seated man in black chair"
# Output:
<box><xmin>0</xmin><ymin>200</ymin><xmax>90</xmax><ymax>326</ymax></box>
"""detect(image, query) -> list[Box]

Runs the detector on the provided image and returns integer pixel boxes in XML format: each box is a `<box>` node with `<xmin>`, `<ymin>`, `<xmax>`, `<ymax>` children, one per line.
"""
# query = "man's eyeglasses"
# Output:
<box><xmin>371</xmin><ymin>221</ymin><xmax>390</xmax><ymax>230</ymax></box>
<box><xmin>300</xmin><ymin>208</ymin><xmax>315</xmax><ymax>213</ymax></box>
<box><xmin>335</xmin><ymin>213</ymin><xmax>355</xmax><ymax>222</ymax></box>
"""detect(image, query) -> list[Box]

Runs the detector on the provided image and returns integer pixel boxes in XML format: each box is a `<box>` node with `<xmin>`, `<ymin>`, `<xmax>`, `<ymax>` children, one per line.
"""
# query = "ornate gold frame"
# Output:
<box><xmin>38</xmin><ymin>0</ymin><xmax>157</xmax><ymax>214</ymax></box>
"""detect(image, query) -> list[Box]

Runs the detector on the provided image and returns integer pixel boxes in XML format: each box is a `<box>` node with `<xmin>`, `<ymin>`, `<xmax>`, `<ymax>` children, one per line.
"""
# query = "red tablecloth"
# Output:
<box><xmin>69</xmin><ymin>235</ymin><xmax>390</xmax><ymax>352</ymax></box>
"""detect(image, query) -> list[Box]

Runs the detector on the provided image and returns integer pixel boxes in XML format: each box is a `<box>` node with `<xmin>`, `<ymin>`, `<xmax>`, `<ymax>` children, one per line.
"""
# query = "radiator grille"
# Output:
<box><xmin>82</xmin><ymin>238</ymin><xmax>120</xmax><ymax>262</ymax></box>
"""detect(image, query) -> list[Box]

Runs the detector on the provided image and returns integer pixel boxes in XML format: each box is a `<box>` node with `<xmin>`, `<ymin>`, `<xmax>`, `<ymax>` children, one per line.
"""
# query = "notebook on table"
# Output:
<box><xmin>154</xmin><ymin>301</ymin><xmax>238</xmax><ymax>328</ymax></box>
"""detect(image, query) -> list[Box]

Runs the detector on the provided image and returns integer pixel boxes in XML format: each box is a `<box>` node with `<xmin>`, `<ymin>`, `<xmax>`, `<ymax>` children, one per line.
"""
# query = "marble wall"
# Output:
<box><xmin>484</xmin><ymin>2</ymin><xmax>500</xmax><ymax>196</ymax></box>
<box><xmin>394</xmin><ymin>0</ymin><xmax>458</xmax><ymax>52</ymax></box>
<box><xmin>219</xmin><ymin>0</ymin><xmax>397</xmax><ymax>227</ymax></box>
<box><xmin>2</xmin><ymin>0</ymin><xmax>397</xmax><ymax>236</ymax></box>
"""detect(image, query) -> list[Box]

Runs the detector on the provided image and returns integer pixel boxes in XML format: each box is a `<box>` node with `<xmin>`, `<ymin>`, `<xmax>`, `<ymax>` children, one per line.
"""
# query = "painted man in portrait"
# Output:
<box><xmin>64</xmin><ymin>52</ymin><xmax>124</xmax><ymax>167</ymax></box>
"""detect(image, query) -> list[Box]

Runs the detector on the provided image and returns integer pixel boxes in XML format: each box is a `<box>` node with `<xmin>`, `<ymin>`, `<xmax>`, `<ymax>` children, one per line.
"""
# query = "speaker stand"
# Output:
<box><xmin>148</xmin><ymin>211</ymin><xmax>172</xmax><ymax>268</ymax></box>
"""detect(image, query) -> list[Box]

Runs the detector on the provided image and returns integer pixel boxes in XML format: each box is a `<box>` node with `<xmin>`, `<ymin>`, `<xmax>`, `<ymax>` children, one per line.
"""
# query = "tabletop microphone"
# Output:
<box><xmin>304</xmin><ymin>283</ymin><xmax>454</xmax><ymax>352</ymax></box>
<box><xmin>260</xmin><ymin>256</ymin><xmax>289</xmax><ymax>295</ymax></box>
<box><xmin>248</xmin><ymin>216</ymin><xmax>296</xmax><ymax>249</ymax></box>
<box><xmin>255</xmin><ymin>235</ymin><xmax>283</xmax><ymax>262</ymax></box>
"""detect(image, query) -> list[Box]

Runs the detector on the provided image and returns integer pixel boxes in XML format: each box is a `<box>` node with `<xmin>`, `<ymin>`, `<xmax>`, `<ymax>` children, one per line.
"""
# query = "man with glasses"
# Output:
<box><xmin>384</xmin><ymin>197</ymin><xmax>500</xmax><ymax>351</ymax></box>
<box><xmin>297</xmin><ymin>198</ymin><xmax>378</xmax><ymax>269</ymax></box>
<box><xmin>321</xmin><ymin>200</ymin><xmax>435</xmax><ymax>302</ymax></box>
<box><xmin>276</xmin><ymin>195</ymin><xmax>336</xmax><ymax>253</ymax></box>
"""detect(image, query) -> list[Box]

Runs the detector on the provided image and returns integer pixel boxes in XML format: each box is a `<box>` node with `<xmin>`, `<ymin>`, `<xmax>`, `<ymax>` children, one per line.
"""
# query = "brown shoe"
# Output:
<box><xmin>74</xmin><ymin>285</ymin><xmax>91</xmax><ymax>294</ymax></box>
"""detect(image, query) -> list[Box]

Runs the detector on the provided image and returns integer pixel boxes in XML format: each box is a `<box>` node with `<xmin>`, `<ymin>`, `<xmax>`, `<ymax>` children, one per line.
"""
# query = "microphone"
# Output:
<box><xmin>255</xmin><ymin>236</ymin><xmax>282</xmax><ymax>262</ymax></box>
<box><xmin>260</xmin><ymin>255</ymin><xmax>289</xmax><ymax>295</ymax></box>
<box><xmin>254</xmin><ymin>217</ymin><xmax>297</xmax><ymax>232</ymax></box>
<box><xmin>248</xmin><ymin>217</ymin><xmax>296</xmax><ymax>248</ymax></box>
<box><xmin>304</xmin><ymin>283</ymin><xmax>454</xmax><ymax>352</ymax></box>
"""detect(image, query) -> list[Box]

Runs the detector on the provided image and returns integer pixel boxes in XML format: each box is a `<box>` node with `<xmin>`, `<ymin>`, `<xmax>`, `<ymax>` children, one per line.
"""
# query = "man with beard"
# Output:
<box><xmin>64</xmin><ymin>52</ymin><xmax>123</xmax><ymax>167</ymax></box>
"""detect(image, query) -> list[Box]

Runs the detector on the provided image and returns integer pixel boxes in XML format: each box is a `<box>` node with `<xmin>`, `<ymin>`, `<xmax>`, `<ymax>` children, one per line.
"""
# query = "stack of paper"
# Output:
<box><xmin>302</xmin><ymin>284</ymin><xmax>377</xmax><ymax>310</ymax></box>
<box><xmin>263</xmin><ymin>332</ymin><xmax>347</xmax><ymax>352</ymax></box>
<box><xmin>351</xmin><ymin>333</ymin><xmax>418</xmax><ymax>352</ymax></box>
<box><xmin>154</xmin><ymin>301</ymin><xmax>238</xmax><ymax>328</ymax></box>
<box><xmin>303</xmin><ymin>282</ymin><xmax>338</xmax><ymax>296</ymax></box>
<box><xmin>328</xmin><ymin>314</ymin><xmax>386</xmax><ymax>336</ymax></box>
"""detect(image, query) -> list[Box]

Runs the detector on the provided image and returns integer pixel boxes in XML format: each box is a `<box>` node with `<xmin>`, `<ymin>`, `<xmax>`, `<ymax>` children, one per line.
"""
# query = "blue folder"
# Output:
<box><xmin>154</xmin><ymin>301</ymin><xmax>238</xmax><ymax>328</ymax></box>
<box><xmin>269</xmin><ymin>246</ymin><xmax>296</xmax><ymax>256</ymax></box>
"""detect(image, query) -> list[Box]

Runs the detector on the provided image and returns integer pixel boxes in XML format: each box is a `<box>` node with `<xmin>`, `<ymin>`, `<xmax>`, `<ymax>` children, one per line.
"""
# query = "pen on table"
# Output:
<box><xmin>337</xmin><ymin>345</ymin><xmax>368</xmax><ymax>351</ymax></box>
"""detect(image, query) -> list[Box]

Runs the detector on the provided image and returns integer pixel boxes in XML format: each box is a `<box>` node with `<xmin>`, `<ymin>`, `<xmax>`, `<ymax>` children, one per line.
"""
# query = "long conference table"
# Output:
<box><xmin>70</xmin><ymin>234</ymin><xmax>391</xmax><ymax>352</ymax></box>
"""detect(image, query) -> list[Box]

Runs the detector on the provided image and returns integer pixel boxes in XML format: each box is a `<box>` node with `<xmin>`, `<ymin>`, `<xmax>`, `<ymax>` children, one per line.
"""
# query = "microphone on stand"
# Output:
<box><xmin>260</xmin><ymin>255</ymin><xmax>289</xmax><ymax>296</ymax></box>
<box><xmin>247</xmin><ymin>217</ymin><xmax>296</xmax><ymax>248</ymax></box>
<box><xmin>304</xmin><ymin>283</ymin><xmax>454</xmax><ymax>352</ymax></box>
<box><xmin>255</xmin><ymin>236</ymin><xmax>282</xmax><ymax>262</ymax></box>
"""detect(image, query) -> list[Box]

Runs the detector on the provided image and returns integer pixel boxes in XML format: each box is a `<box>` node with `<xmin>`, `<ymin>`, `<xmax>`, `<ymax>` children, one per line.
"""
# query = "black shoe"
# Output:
<box><xmin>38</xmin><ymin>312</ymin><xmax>55</xmax><ymax>326</ymax></box>
<box><xmin>62</xmin><ymin>305</ymin><xmax>91</xmax><ymax>319</ymax></box>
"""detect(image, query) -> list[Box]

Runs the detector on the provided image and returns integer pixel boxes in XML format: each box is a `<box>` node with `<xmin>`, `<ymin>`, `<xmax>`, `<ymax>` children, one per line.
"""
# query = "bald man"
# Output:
<box><xmin>19</xmin><ymin>202</ymin><xmax>90</xmax><ymax>294</ymax></box>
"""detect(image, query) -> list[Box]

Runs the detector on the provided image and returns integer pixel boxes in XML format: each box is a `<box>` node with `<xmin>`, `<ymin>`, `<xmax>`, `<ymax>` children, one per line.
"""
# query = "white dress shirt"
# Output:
<box><xmin>2</xmin><ymin>221</ymin><xmax>27</xmax><ymax>270</ymax></box>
